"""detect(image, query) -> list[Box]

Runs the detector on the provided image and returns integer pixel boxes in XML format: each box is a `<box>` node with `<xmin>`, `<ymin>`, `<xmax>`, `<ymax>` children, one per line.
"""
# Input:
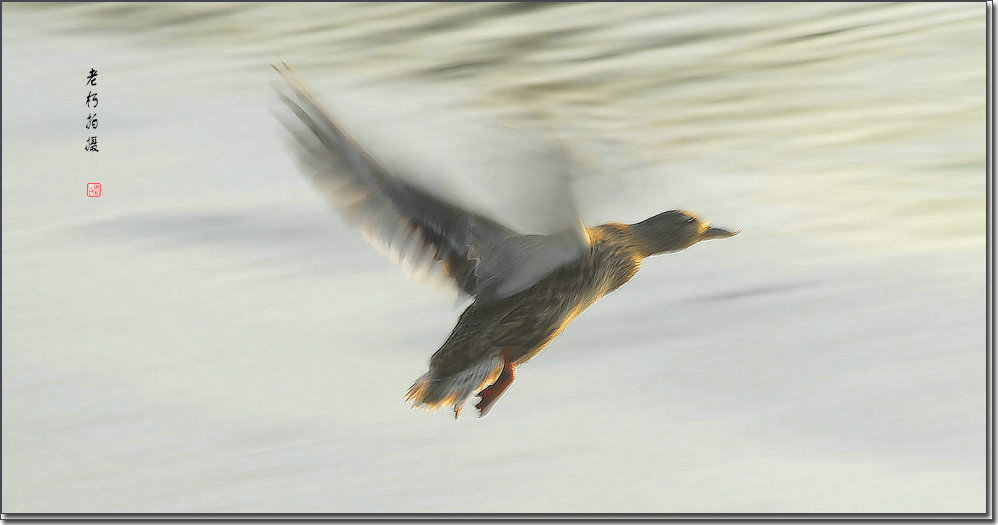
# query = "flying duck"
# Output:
<box><xmin>275</xmin><ymin>62</ymin><xmax>739</xmax><ymax>418</ymax></box>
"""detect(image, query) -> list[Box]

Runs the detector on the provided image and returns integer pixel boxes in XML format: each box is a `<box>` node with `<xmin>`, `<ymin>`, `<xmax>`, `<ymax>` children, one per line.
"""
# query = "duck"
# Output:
<box><xmin>275</xmin><ymin>62</ymin><xmax>739</xmax><ymax>418</ymax></box>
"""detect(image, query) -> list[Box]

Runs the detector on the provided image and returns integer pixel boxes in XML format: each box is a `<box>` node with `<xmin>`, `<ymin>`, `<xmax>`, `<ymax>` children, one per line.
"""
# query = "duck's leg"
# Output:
<box><xmin>475</xmin><ymin>349</ymin><xmax>516</xmax><ymax>417</ymax></box>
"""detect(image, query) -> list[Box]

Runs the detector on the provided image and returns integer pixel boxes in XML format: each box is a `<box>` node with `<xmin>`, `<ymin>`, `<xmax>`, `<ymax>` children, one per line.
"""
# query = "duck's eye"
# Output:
<box><xmin>685</xmin><ymin>217</ymin><xmax>696</xmax><ymax>223</ymax></box>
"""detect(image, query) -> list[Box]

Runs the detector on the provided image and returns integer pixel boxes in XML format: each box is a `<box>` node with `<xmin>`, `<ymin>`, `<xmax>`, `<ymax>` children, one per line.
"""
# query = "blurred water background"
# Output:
<box><xmin>1</xmin><ymin>2</ymin><xmax>987</xmax><ymax>513</ymax></box>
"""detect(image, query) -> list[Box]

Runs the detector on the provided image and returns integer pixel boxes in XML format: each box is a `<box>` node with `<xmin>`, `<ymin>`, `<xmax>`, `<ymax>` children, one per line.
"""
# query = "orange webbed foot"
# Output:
<box><xmin>475</xmin><ymin>349</ymin><xmax>516</xmax><ymax>417</ymax></box>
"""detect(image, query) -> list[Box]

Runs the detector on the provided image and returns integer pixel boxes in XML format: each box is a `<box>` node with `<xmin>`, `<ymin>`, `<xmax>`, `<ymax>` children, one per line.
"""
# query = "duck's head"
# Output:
<box><xmin>631</xmin><ymin>210</ymin><xmax>739</xmax><ymax>257</ymax></box>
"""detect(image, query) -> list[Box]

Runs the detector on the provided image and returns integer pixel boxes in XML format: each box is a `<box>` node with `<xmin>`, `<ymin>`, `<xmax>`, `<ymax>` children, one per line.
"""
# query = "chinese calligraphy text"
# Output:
<box><xmin>85</xmin><ymin>69</ymin><xmax>98</xmax><ymax>152</ymax></box>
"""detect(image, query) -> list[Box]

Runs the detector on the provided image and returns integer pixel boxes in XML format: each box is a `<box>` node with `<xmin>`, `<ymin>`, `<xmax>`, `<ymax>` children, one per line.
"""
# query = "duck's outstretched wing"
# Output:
<box><xmin>275</xmin><ymin>62</ymin><xmax>588</xmax><ymax>302</ymax></box>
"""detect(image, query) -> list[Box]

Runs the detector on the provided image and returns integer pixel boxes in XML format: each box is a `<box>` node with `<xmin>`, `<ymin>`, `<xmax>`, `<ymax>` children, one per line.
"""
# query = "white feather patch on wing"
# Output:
<box><xmin>310</xmin><ymin>172</ymin><xmax>463</xmax><ymax>295</ymax></box>
<box><xmin>276</xmin><ymin>65</ymin><xmax>473</xmax><ymax>297</ymax></box>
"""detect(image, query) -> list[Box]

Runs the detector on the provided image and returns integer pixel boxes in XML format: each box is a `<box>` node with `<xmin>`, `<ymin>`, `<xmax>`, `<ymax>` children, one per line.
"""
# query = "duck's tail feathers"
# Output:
<box><xmin>405</xmin><ymin>354</ymin><xmax>505</xmax><ymax>419</ymax></box>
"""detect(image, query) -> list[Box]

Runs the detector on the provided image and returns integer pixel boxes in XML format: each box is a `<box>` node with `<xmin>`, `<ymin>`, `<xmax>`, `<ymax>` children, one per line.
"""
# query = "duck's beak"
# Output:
<box><xmin>702</xmin><ymin>226</ymin><xmax>740</xmax><ymax>240</ymax></box>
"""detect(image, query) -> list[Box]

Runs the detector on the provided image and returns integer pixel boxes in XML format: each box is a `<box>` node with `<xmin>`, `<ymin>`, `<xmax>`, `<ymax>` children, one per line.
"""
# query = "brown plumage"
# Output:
<box><xmin>275</xmin><ymin>62</ymin><xmax>738</xmax><ymax>418</ymax></box>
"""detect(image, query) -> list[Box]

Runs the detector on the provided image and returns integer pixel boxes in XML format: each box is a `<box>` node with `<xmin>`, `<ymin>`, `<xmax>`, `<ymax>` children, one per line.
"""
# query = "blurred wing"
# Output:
<box><xmin>275</xmin><ymin>63</ymin><xmax>587</xmax><ymax>302</ymax></box>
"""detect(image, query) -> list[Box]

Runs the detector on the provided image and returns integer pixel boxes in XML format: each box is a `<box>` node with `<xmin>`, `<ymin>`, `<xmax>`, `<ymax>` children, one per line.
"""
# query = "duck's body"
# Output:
<box><xmin>408</xmin><ymin>218</ymin><xmax>736</xmax><ymax>417</ymax></box>
<box><xmin>275</xmin><ymin>62</ymin><xmax>738</xmax><ymax>418</ymax></box>
<box><xmin>436</xmin><ymin>225</ymin><xmax>640</xmax><ymax>374</ymax></box>
<box><xmin>410</xmin><ymin>225</ymin><xmax>641</xmax><ymax>414</ymax></box>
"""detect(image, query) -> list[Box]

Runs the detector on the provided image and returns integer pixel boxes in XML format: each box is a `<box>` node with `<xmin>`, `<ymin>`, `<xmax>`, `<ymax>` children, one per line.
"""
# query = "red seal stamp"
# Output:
<box><xmin>87</xmin><ymin>182</ymin><xmax>101</xmax><ymax>197</ymax></box>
